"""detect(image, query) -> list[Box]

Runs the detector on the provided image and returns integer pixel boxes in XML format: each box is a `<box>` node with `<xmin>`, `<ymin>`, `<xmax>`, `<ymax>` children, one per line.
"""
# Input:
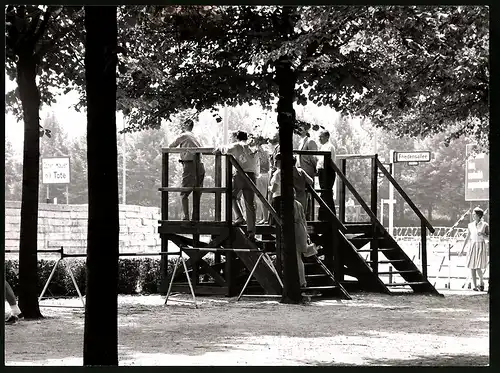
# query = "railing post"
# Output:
<box><xmin>421</xmin><ymin>221</ymin><xmax>428</xmax><ymax>280</ymax></box>
<box><xmin>193</xmin><ymin>152</ymin><xmax>201</xmax><ymax>222</ymax></box>
<box><xmin>370</xmin><ymin>224</ymin><xmax>379</xmax><ymax>276</ymax></box>
<box><xmin>191</xmin><ymin>152</ymin><xmax>201</xmax><ymax>286</ymax></box>
<box><xmin>214</xmin><ymin>152</ymin><xmax>222</xmax><ymax>265</ymax></box>
<box><xmin>370</xmin><ymin>155</ymin><xmax>379</xmax><ymax>276</ymax></box>
<box><xmin>214</xmin><ymin>152</ymin><xmax>222</xmax><ymax>222</ymax></box>
<box><xmin>224</xmin><ymin>156</ymin><xmax>236</xmax><ymax>296</ymax></box>
<box><xmin>162</xmin><ymin>152</ymin><xmax>169</xmax><ymax>220</ymax></box>
<box><xmin>339</xmin><ymin>158</ymin><xmax>347</xmax><ymax>224</ymax></box>
<box><xmin>160</xmin><ymin>151</ymin><xmax>169</xmax><ymax>293</ymax></box>
<box><xmin>371</xmin><ymin>155</ymin><xmax>378</xmax><ymax>220</ymax></box>
<box><xmin>225</xmin><ymin>157</ymin><xmax>233</xmax><ymax>226</ymax></box>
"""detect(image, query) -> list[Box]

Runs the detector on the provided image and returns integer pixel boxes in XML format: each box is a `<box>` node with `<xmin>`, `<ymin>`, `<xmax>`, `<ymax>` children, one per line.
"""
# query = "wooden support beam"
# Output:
<box><xmin>159</xmin><ymin>152</ymin><xmax>169</xmax><ymax>293</ymax></box>
<box><xmin>370</xmin><ymin>155</ymin><xmax>379</xmax><ymax>276</ymax></box>
<box><xmin>214</xmin><ymin>152</ymin><xmax>222</xmax><ymax>222</ymax></box>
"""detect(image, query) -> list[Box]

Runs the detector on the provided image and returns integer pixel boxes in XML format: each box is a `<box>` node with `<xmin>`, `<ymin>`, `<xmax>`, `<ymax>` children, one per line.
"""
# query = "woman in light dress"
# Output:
<box><xmin>459</xmin><ymin>207</ymin><xmax>489</xmax><ymax>291</ymax></box>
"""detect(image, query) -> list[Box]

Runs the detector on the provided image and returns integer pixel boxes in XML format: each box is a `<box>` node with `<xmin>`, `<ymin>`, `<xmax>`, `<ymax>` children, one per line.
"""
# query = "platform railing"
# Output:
<box><xmin>161</xmin><ymin>148</ymin><xmax>434</xmax><ymax>281</ymax></box>
<box><xmin>294</xmin><ymin>150</ymin><xmax>434</xmax><ymax>280</ymax></box>
<box><xmin>375</xmin><ymin>157</ymin><xmax>434</xmax><ymax>279</ymax></box>
<box><xmin>160</xmin><ymin>147</ymin><xmax>281</xmax><ymax>226</ymax></box>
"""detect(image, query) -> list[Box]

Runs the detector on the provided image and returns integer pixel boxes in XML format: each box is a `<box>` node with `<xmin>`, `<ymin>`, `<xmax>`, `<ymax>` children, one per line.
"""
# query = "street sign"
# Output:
<box><xmin>465</xmin><ymin>144</ymin><xmax>489</xmax><ymax>201</ymax></box>
<box><xmin>393</xmin><ymin>151</ymin><xmax>431</xmax><ymax>163</ymax></box>
<box><xmin>42</xmin><ymin>157</ymin><xmax>71</xmax><ymax>184</ymax></box>
<box><xmin>407</xmin><ymin>161</ymin><xmax>419</xmax><ymax>166</ymax></box>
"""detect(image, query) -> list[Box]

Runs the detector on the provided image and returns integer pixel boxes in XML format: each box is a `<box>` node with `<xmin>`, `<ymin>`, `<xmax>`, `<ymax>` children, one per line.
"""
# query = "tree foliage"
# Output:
<box><xmin>113</xmin><ymin>5</ymin><xmax>488</xmax><ymax>150</ymax></box>
<box><xmin>301</xmin><ymin>6</ymin><xmax>489</xmax><ymax>148</ymax></box>
<box><xmin>5</xmin><ymin>5</ymin><xmax>86</xmax><ymax>119</ymax></box>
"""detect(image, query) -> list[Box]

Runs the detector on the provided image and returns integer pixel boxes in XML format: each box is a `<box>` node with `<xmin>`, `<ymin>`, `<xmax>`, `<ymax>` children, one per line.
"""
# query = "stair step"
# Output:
<box><xmin>385</xmin><ymin>282</ymin><xmax>428</xmax><ymax>287</ymax></box>
<box><xmin>301</xmin><ymin>286</ymin><xmax>338</xmax><ymax>291</ymax></box>
<box><xmin>366</xmin><ymin>259</ymin><xmax>406</xmax><ymax>263</ymax></box>
<box><xmin>350</xmin><ymin>237</ymin><xmax>386</xmax><ymax>240</ymax></box>
<box><xmin>377</xmin><ymin>270</ymin><xmax>420</xmax><ymax>274</ymax></box>
<box><xmin>356</xmin><ymin>248</ymin><xmax>396</xmax><ymax>252</ymax></box>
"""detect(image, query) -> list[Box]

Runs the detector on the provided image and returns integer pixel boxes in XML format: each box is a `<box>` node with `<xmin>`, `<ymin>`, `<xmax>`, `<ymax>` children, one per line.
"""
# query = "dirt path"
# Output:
<box><xmin>5</xmin><ymin>291</ymin><xmax>489</xmax><ymax>366</ymax></box>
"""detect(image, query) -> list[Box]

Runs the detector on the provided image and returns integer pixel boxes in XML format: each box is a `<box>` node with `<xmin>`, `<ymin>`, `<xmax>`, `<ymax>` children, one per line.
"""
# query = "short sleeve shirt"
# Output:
<box><xmin>170</xmin><ymin>131</ymin><xmax>203</xmax><ymax>161</ymax></box>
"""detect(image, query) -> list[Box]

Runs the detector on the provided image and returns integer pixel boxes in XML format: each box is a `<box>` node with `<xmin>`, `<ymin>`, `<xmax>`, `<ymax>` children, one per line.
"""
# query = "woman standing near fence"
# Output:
<box><xmin>459</xmin><ymin>207</ymin><xmax>489</xmax><ymax>291</ymax></box>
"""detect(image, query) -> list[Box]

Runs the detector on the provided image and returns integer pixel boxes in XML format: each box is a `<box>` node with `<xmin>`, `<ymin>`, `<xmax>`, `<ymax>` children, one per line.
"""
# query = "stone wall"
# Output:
<box><xmin>5</xmin><ymin>201</ymin><xmax>162</xmax><ymax>255</ymax></box>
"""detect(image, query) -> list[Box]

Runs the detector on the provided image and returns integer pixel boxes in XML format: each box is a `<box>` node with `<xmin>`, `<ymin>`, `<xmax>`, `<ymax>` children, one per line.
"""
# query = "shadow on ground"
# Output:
<box><xmin>307</xmin><ymin>353</ymin><xmax>489</xmax><ymax>366</ymax></box>
<box><xmin>5</xmin><ymin>293</ymin><xmax>489</xmax><ymax>365</ymax></box>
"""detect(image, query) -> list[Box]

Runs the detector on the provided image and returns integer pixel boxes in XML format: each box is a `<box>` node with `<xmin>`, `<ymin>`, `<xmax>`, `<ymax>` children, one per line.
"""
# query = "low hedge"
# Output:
<box><xmin>5</xmin><ymin>257</ymin><xmax>180</xmax><ymax>298</ymax></box>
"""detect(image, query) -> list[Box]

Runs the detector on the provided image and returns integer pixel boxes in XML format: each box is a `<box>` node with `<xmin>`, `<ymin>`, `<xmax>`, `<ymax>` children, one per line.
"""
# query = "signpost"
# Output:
<box><xmin>387</xmin><ymin>150</ymin><xmax>432</xmax><ymax>236</ymax></box>
<box><xmin>42</xmin><ymin>157</ymin><xmax>71</xmax><ymax>204</ymax></box>
<box><xmin>465</xmin><ymin>144</ymin><xmax>489</xmax><ymax>202</ymax></box>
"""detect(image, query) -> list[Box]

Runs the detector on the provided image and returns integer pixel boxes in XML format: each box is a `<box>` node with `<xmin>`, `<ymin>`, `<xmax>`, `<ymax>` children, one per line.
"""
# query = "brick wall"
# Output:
<box><xmin>5</xmin><ymin>201</ymin><xmax>162</xmax><ymax>255</ymax></box>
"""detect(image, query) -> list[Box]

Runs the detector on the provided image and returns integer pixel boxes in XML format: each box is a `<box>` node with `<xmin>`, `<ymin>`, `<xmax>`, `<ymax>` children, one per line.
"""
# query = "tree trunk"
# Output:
<box><xmin>83</xmin><ymin>6</ymin><xmax>119</xmax><ymax>366</ymax></box>
<box><xmin>16</xmin><ymin>55</ymin><xmax>43</xmax><ymax>319</ymax></box>
<box><xmin>276</xmin><ymin>56</ymin><xmax>301</xmax><ymax>304</ymax></box>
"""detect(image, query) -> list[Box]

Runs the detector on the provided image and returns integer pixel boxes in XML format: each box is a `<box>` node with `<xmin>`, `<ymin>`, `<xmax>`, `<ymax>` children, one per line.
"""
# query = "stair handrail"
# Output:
<box><xmin>375</xmin><ymin>158</ymin><xmax>435</xmax><ymax>234</ymax></box>
<box><xmin>226</xmin><ymin>154</ymin><xmax>283</xmax><ymax>226</ymax></box>
<box><xmin>306</xmin><ymin>184</ymin><xmax>347</xmax><ymax>233</ymax></box>
<box><xmin>327</xmin><ymin>158</ymin><xmax>385</xmax><ymax>231</ymax></box>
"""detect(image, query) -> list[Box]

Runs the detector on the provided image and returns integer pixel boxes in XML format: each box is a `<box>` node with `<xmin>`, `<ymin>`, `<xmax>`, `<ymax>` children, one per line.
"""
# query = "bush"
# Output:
<box><xmin>4</xmin><ymin>257</ymin><xmax>179</xmax><ymax>298</ymax></box>
<box><xmin>63</xmin><ymin>258</ymin><xmax>87</xmax><ymax>296</ymax></box>
<box><xmin>5</xmin><ymin>260</ymin><xmax>20</xmax><ymax>293</ymax></box>
<box><xmin>37</xmin><ymin>259</ymin><xmax>68</xmax><ymax>297</ymax></box>
<box><xmin>138</xmin><ymin>257</ymin><xmax>161</xmax><ymax>294</ymax></box>
<box><xmin>118</xmin><ymin>258</ymin><xmax>141</xmax><ymax>294</ymax></box>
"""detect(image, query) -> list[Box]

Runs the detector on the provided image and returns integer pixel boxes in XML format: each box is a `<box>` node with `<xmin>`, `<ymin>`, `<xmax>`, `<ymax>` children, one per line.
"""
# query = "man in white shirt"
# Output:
<box><xmin>215</xmin><ymin>131</ymin><xmax>258</xmax><ymax>241</ymax></box>
<box><xmin>296</xmin><ymin>123</ymin><xmax>317</xmax><ymax>219</ymax></box>
<box><xmin>169</xmin><ymin>119</ymin><xmax>205</xmax><ymax>221</ymax></box>
<box><xmin>317</xmin><ymin>130</ymin><xmax>336</xmax><ymax>220</ymax></box>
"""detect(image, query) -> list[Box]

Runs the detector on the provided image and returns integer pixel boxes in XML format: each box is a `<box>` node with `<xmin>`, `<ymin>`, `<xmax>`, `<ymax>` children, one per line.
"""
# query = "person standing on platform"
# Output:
<box><xmin>254</xmin><ymin>136</ymin><xmax>271</xmax><ymax>224</ymax></box>
<box><xmin>292</xmin><ymin>157</ymin><xmax>314</xmax><ymax>212</ymax></box>
<box><xmin>169</xmin><ymin>119</ymin><xmax>205</xmax><ymax>221</ymax></box>
<box><xmin>269</xmin><ymin>153</ymin><xmax>282</xmax><ymax>225</ymax></box>
<box><xmin>459</xmin><ymin>207</ymin><xmax>489</xmax><ymax>291</ymax></box>
<box><xmin>296</xmin><ymin>123</ymin><xmax>318</xmax><ymax>219</ymax></box>
<box><xmin>316</xmin><ymin>130</ymin><xmax>337</xmax><ymax>220</ymax></box>
<box><xmin>293</xmin><ymin>188</ymin><xmax>309</xmax><ymax>289</ymax></box>
<box><xmin>216</xmin><ymin>131</ymin><xmax>258</xmax><ymax>241</ymax></box>
<box><xmin>265</xmin><ymin>133</ymin><xmax>280</xmax><ymax>224</ymax></box>
<box><xmin>5</xmin><ymin>280</ymin><xmax>23</xmax><ymax>324</ymax></box>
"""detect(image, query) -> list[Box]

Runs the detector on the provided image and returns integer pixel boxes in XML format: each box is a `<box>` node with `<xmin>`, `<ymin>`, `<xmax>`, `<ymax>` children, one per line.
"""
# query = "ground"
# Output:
<box><xmin>5</xmin><ymin>290</ymin><xmax>489</xmax><ymax>366</ymax></box>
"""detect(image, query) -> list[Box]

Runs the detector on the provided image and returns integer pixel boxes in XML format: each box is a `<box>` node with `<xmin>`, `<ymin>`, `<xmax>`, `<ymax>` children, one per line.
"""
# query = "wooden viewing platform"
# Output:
<box><xmin>158</xmin><ymin>147</ymin><xmax>441</xmax><ymax>300</ymax></box>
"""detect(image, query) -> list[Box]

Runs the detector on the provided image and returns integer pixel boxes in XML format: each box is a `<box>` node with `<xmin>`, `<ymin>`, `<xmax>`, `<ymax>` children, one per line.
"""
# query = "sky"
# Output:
<box><xmin>5</xmin><ymin>75</ymin><xmax>126</xmax><ymax>157</ymax></box>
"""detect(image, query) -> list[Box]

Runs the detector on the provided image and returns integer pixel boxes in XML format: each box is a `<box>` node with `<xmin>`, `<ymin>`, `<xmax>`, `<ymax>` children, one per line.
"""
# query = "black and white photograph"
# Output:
<box><xmin>4</xmin><ymin>5</ymin><xmax>489</xmax><ymax>366</ymax></box>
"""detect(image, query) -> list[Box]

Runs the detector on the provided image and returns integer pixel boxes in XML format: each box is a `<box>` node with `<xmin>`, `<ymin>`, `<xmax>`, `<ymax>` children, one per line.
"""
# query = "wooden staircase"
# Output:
<box><xmin>239</xmin><ymin>225</ymin><xmax>351</xmax><ymax>300</ymax></box>
<box><xmin>344</xmin><ymin>223</ymin><xmax>440</xmax><ymax>295</ymax></box>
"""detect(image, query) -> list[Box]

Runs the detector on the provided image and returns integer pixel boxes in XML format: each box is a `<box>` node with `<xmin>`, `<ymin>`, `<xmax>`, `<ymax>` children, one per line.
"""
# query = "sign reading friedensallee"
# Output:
<box><xmin>465</xmin><ymin>144</ymin><xmax>489</xmax><ymax>201</ymax></box>
<box><xmin>393</xmin><ymin>151</ymin><xmax>431</xmax><ymax>163</ymax></box>
<box><xmin>42</xmin><ymin>157</ymin><xmax>71</xmax><ymax>184</ymax></box>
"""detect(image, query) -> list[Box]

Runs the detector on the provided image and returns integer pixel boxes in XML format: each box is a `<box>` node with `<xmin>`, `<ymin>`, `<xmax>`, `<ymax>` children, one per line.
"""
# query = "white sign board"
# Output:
<box><xmin>393</xmin><ymin>151</ymin><xmax>431</xmax><ymax>163</ymax></box>
<box><xmin>42</xmin><ymin>157</ymin><xmax>71</xmax><ymax>184</ymax></box>
<box><xmin>465</xmin><ymin>144</ymin><xmax>489</xmax><ymax>201</ymax></box>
